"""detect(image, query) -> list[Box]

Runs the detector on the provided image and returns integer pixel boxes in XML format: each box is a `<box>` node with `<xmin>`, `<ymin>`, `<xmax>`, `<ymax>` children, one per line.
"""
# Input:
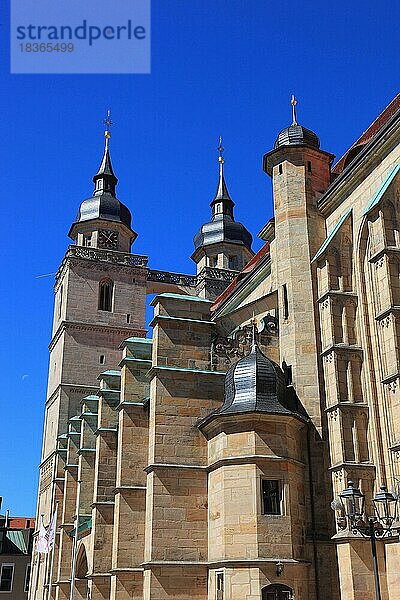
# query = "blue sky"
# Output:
<box><xmin>0</xmin><ymin>0</ymin><xmax>399</xmax><ymax>516</ymax></box>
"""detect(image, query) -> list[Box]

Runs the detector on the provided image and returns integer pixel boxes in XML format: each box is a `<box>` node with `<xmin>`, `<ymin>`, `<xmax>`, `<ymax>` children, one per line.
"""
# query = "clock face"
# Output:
<box><xmin>98</xmin><ymin>229</ymin><xmax>119</xmax><ymax>249</ymax></box>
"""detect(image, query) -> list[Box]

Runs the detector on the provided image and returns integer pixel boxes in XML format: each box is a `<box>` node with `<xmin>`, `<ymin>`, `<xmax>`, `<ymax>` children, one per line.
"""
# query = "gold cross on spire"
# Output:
<box><xmin>103</xmin><ymin>109</ymin><xmax>113</xmax><ymax>140</ymax></box>
<box><xmin>217</xmin><ymin>136</ymin><xmax>225</xmax><ymax>164</ymax></box>
<box><xmin>291</xmin><ymin>95</ymin><xmax>298</xmax><ymax>126</ymax></box>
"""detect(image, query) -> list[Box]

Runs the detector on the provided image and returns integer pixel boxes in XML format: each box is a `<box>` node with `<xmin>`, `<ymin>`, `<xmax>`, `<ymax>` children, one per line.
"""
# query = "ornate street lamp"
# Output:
<box><xmin>373</xmin><ymin>484</ymin><xmax>398</xmax><ymax>530</ymax></box>
<box><xmin>339</xmin><ymin>481</ymin><xmax>365</xmax><ymax>528</ymax></box>
<box><xmin>336</xmin><ymin>481</ymin><xmax>398</xmax><ymax>600</ymax></box>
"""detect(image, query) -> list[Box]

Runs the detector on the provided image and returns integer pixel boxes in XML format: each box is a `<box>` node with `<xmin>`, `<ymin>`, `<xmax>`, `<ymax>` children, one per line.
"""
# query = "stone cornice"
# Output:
<box><xmin>375</xmin><ymin>306</ymin><xmax>400</xmax><ymax>321</ymax></box>
<box><xmin>46</xmin><ymin>383</ymin><xmax>98</xmax><ymax>406</ymax></box>
<box><xmin>317</xmin><ymin>290</ymin><xmax>358</xmax><ymax>304</ymax></box>
<box><xmin>109</xmin><ymin>568</ymin><xmax>144</xmax><ymax>574</ymax></box>
<box><xmin>329</xmin><ymin>462</ymin><xmax>376</xmax><ymax>472</ymax></box>
<box><xmin>369</xmin><ymin>246</ymin><xmax>400</xmax><ymax>264</ymax></box>
<box><xmin>55</xmin><ymin>245</ymin><xmax>148</xmax><ymax>288</ymax></box>
<box><xmin>321</xmin><ymin>344</ymin><xmax>363</xmax><ymax>358</ymax></box>
<box><xmin>147</xmin><ymin>365</ymin><xmax>225</xmax><ymax>379</ymax></box>
<box><xmin>325</xmin><ymin>402</ymin><xmax>369</xmax><ymax>413</ymax></box>
<box><xmin>206</xmin><ymin>454</ymin><xmax>306</xmax><ymax>472</ymax></box>
<box><xmin>144</xmin><ymin>462</ymin><xmax>206</xmax><ymax>474</ymax></box>
<box><xmin>149</xmin><ymin>314</ymin><xmax>214</xmax><ymax>328</ymax></box>
<box><xmin>114</xmin><ymin>485</ymin><xmax>146</xmax><ymax>493</ymax></box>
<box><xmin>49</xmin><ymin>320</ymin><xmax>145</xmax><ymax>351</ymax></box>
<box><xmin>141</xmin><ymin>557</ymin><xmax>311</xmax><ymax>568</ymax></box>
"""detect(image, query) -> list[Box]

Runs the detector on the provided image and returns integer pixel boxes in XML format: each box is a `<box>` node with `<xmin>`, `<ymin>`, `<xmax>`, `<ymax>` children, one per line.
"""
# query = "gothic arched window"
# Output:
<box><xmin>98</xmin><ymin>278</ymin><xmax>114</xmax><ymax>312</ymax></box>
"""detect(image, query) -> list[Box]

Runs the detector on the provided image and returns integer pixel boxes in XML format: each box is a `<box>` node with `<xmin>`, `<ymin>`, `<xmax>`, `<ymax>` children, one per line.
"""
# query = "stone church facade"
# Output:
<box><xmin>30</xmin><ymin>95</ymin><xmax>400</xmax><ymax>600</ymax></box>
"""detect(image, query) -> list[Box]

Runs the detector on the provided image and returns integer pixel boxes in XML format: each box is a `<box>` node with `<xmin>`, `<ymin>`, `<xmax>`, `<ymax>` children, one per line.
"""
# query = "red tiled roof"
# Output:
<box><xmin>333</xmin><ymin>93</ymin><xmax>400</xmax><ymax>175</ymax></box>
<box><xmin>8</xmin><ymin>517</ymin><xmax>35</xmax><ymax>529</ymax></box>
<box><xmin>211</xmin><ymin>242</ymin><xmax>270</xmax><ymax>312</ymax></box>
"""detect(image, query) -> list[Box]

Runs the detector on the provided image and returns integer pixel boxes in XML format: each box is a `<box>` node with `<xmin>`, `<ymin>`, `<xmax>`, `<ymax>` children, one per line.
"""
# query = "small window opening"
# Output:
<box><xmin>216</xmin><ymin>572</ymin><xmax>224</xmax><ymax>600</ymax></box>
<box><xmin>127</xmin><ymin>314</ymin><xmax>131</xmax><ymax>324</ymax></box>
<box><xmin>98</xmin><ymin>279</ymin><xmax>114</xmax><ymax>312</ymax></box>
<box><xmin>83</xmin><ymin>234</ymin><xmax>92</xmax><ymax>247</ymax></box>
<box><xmin>228</xmin><ymin>255</ymin><xmax>239</xmax><ymax>270</ymax></box>
<box><xmin>283</xmin><ymin>284</ymin><xmax>289</xmax><ymax>320</ymax></box>
<box><xmin>262</xmin><ymin>480</ymin><xmax>282</xmax><ymax>515</ymax></box>
<box><xmin>307</xmin><ymin>161</ymin><xmax>312</xmax><ymax>173</ymax></box>
<box><xmin>0</xmin><ymin>564</ymin><xmax>15</xmax><ymax>592</ymax></box>
<box><xmin>278</xmin><ymin>163</ymin><xmax>283</xmax><ymax>175</ymax></box>
<box><xmin>99</xmin><ymin>355</ymin><xmax>105</xmax><ymax>365</ymax></box>
<box><xmin>210</xmin><ymin>256</ymin><xmax>218</xmax><ymax>268</ymax></box>
<box><xmin>58</xmin><ymin>285</ymin><xmax>63</xmax><ymax>319</ymax></box>
<box><xmin>24</xmin><ymin>565</ymin><xmax>31</xmax><ymax>592</ymax></box>
<box><xmin>282</xmin><ymin>361</ymin><xmax>293</xmax><ymax>386</ymax></box>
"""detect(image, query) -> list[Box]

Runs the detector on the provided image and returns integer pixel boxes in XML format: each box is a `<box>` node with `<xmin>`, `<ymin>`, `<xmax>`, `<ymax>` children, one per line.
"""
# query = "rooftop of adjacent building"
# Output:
<box><xmin>0</xmin><ymin>512</ymin><xmax>35</xmax><ymax>555</ymax></box>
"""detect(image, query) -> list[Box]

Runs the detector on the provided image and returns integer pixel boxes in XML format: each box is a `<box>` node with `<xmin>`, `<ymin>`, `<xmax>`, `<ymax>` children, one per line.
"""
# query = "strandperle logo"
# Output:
<box><xmin>11</xmin><ymin>0</ymin><xmax>151</xmax><ymax>74</ymax></box>
<box><xmin>16</xmin><ymin>20</ymin><xmax>147</xmax><ymax>46</ymax></box>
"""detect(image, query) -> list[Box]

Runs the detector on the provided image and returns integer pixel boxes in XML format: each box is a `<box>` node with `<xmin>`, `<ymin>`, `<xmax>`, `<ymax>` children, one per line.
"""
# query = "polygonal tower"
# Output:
<box><xmin>198</xmin><ymin>328</ymin><xmax>311</xmax><ymax>598</ymax></box>
<box><xmin>263</xmin><ymin>96</ymin><xmax>334</xmax><ymax>428</ymax></box>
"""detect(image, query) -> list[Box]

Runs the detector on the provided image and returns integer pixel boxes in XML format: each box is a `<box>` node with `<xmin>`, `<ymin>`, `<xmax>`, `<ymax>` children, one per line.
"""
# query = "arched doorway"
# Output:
<box><xmin>262</xmin><ymin>584</ymin><xmax>294</xmax><ymax>600</ymax></box>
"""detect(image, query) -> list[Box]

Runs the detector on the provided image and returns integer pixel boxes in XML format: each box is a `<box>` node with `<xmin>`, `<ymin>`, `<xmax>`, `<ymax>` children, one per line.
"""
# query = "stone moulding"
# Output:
<box><xmin>205</xmin><ymin>454</ymin><xmax>307</xmax><ymax>473</ymax></box>
<box><xmin>140</xmin><ymin>558</ymin><xmax>311</xmax><ymax>567</ymax></box>
<box><xmin>147</xmin><ymin>365</ymin><xmax>225</xmax><ymax>379</ymax></box>
<box><xmin>144</xmin><ymin>462</ymin><xmax>206</xmax><ymax>474</ymax></box>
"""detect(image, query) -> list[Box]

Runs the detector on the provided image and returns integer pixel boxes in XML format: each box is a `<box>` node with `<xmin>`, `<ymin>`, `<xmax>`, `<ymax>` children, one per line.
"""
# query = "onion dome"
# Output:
<box><xmin>274</xmin><ymin>95</ymin><xmax>320</xmax><ymax>150</ymax></box>
<box><xmin>274</xmin><ymin>124</ymin><xmax>320</xmax><ymax>150</ymax></box>
<box><xmin>193</xmin><ymin>138</ymin><xmax>252</xmax><ymax>253</ymax></box>
<box><xmin>70</xmin><ymin>111</ymin><xmax>132</xmax><ymax>234</ymax></box>
<box><xmin>198</xmin><ymin>333</ymin><xmax>307</xmax><ymax>429</ymax></box>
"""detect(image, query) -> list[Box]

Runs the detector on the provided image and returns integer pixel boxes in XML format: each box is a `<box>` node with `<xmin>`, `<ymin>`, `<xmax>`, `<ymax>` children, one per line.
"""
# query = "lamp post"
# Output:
<box><xmin>338</xmin><ymin>481</ymin><xmax>398</xmax><ymax>600</ymax></box>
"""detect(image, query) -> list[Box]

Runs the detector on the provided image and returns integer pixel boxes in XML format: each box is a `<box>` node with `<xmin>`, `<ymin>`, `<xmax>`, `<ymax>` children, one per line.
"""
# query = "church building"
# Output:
<box><xmin>30</xmin><ymin>95</ymin><xmax>400</xmax><ymax>600</ymax></box>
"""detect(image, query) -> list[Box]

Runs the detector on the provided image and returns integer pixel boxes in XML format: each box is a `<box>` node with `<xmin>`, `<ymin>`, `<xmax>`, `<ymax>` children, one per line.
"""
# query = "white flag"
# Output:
<box><xmin>37</xmin><ymin>507</ymin><xmax>58</xmax><ymax>554</ymax></box>
<box><xmin>47</xmin><ymin>506</ymin><xmax>58</xmax><ymax>551</ymax></box>
<box><xmin>37</xmin><ymin>515</ymin><xmax>49</xmax><ymax>554</ymax></box>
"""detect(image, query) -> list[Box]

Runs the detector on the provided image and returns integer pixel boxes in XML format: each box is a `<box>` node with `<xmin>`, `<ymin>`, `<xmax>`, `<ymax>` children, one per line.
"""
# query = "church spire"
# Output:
<box><xmin>211</xmin><ymin>136</ymin><xmax>234</xmax><ymax>219</ymax></box>
<box><xmin>93</xmin><ymin>109</ymin><xmax>118</xmax><ymax>196</ymax></box>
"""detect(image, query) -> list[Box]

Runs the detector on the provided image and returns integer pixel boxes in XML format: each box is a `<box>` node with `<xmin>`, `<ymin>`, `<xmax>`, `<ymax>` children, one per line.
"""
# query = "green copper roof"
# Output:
<box><xmin>100</xmin><ymin>370</ymin><xmax>121</xmax><ymax>376</ymax></box>
<box><xmin>362</xmin><ymin>163</ymin><xmax>400</xmax><ymax>215</ymax></box>
<box><xmin>312</xmin><ymin>208</ymin><xmax>352</xmax><ymax>262</ymax></box>
<box><xmin>151</xmin><ymin>365</ymin><xmax>225</xmax><ymax>376</ymax></box>
<box><xmin>150</xmin><ymin>293</ymin><xmax>212</xmax><ymax>306</ymax></box>
<box><xmin>6</xmin><ymin>530</ymin><xmax>29</xmax><ymax>554</ymax></box>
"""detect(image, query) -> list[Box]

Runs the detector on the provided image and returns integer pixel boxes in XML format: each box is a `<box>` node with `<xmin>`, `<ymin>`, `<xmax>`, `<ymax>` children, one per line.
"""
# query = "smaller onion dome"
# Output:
<box><xmin>193</xmin><ymin>138</ymin><xmax>252</xmax><ymax>254</ymax></box>
<box><xmin>198</xmin><ymin>335</ymin><xmax>307</xmax><ymax>430</ymax></box>
<box><xmin>274</xmin><ymin>124</ymin><xmax>320</xmax><ymax>150</ymax></box>
<box><xmin>274</xmin><ymin>95</ymin><xmax>320</xmax><ymax>150</ymax></box>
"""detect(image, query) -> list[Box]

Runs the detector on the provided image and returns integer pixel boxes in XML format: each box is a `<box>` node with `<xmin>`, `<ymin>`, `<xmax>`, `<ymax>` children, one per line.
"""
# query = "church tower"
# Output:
<box><xmin>192</xmin><ymin>139</ymin><xmax>253</xmax><ymax>298</ymax></box>
<box><xmin>34</xmin><ymin>114</ymin><xmax>148</xmax><ymax>594</ymax></box>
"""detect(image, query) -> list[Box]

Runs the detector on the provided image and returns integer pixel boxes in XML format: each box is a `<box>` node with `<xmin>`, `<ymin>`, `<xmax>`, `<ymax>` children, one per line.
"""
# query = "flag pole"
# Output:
<box><xmin>33</xmin><ymin>515</ymin><xmax>44</xmax><ymax>600</ymax></box>
<box><xmin>69</xmin><ymin>480</ymin><xmax>82</xmax><ymax>600</ymax></box>
<box><xmin>46</xmin><ymin>503</ymin><xmax>59</xmax><ymax>600</ymax></box>
<box><xmin>42</xmin><ymin>453</ymin><xmax>58</xmax><ymax>600</ymax></box>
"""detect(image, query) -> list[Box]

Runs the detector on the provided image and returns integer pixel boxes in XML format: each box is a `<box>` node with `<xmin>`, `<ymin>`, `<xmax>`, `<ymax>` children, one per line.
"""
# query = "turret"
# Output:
<box><xmin>192</xmin><ymin>138</ymin><xmax>253</xmax><ymax>274</ymax></box>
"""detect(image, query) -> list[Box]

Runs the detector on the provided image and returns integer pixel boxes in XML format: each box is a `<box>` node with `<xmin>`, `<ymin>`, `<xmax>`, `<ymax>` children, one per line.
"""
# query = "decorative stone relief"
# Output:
<box><xmin>211</xmin><ymin>316</ymin><xmax>278</xmax><ymax>368</ymax></box>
